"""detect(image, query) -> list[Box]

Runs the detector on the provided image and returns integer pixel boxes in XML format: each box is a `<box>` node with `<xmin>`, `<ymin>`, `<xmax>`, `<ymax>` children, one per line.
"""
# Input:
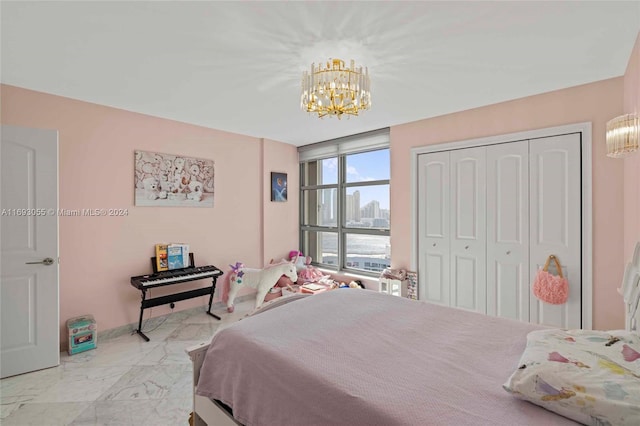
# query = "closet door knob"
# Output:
<box><xmin>506</xmin><ymin>250</ymin><xmax>511</xmax><ymax>255</ymax></box>
<box><xmin>465</xmin><ymin>245</ymin><xmax>469</xmax><ymax>250</ymax></box>
<box><xmin>432</xmin><ymin>243</ymin><xmax>436</xmax><ymax>247</ymax></box>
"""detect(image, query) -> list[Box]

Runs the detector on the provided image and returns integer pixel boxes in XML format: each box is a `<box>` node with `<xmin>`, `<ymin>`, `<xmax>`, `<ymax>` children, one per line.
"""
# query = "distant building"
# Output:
<box><xmin>361</xmin><ymin>200</ymin><xmax>380</xmax><ymax>219</ymax></box>
<box><xmin>345</xmin><ymin>190</ymin><xmax>360</xmax><ymax>222</ymax></box>
<box><xmin>322</xmin><ymin>189</ymin><xmax>332</xmax><ymax>223</ymax></box>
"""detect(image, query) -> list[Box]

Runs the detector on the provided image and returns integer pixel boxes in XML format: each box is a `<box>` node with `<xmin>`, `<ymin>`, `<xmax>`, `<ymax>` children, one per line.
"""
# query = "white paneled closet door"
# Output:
<box><xmin>450</xmin><ymin>147</ymin><xmax>486</xmax><ymax>314</ymax></box>
<box><xmin>529</xmin><ymin>134</ymin><xmax>582</xmax><ymax>328</ymax></box>
<box><xmin>486</xmin><ymin>141</ymin><xmax>530</xmax><ymax>321</ymax></box>
<box><xmin>418</xmin><ymin>152</ymin><xmax>450</xmax><ymax>306</ymax></box>
<box><xmin>416</xmin><ymin>132</ymin><xmax>582</xmax><ymax>326</ymax></box>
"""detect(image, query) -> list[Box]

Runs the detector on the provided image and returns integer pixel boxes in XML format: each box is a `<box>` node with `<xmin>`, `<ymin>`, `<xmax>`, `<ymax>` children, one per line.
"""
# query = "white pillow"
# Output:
<box><xmin>504</xmin><ymin>329</ymin><xmax>640</xmax><ymax>425</ymax></box>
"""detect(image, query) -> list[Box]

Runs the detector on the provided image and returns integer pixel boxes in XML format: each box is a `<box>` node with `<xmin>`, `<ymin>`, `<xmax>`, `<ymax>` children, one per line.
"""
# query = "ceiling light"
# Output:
<box><xmin>606</xmin><ymin>113</ymin><xmax>639</xmax><ymax>158</ymax></box>
<box><xmin>301</xmin><ymin>58</ymin><xmax>371</xmax><ymax>119</ymax></box>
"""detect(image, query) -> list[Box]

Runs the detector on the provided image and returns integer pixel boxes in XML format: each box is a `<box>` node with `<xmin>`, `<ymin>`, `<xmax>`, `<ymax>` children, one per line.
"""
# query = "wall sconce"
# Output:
<box><xmin>606</xmin><ymin>113</ymin><xmax>639</xmax><ymax>158</ymax></box>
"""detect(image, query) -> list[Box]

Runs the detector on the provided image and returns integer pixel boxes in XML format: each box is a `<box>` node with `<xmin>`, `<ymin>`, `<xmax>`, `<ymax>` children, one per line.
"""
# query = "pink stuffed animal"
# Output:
<box><xmin>298</xmin><ymin>255</ymin><xmax>325</xmax><ymax>282</ymax></box>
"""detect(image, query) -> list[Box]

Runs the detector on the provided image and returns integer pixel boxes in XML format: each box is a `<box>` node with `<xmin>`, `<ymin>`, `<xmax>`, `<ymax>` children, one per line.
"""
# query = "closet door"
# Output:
<box><xmin>450</xmin><ymin>147</ymin><xmax>486</xmax><ymax>313</ymax></box>
<box><xmin>486</xmin><ymin>141</ymin><xmax>529</xmax><ymax>321</ymax></box>
<box><xmin>529</xmin><ymin>133</ymin><xmax>581</xmax><ymax>328</ymax></box>
<box><xmin>417</xmin><ymin>152</ymin><xmax>450</xmax><ymax>306</ymax></box>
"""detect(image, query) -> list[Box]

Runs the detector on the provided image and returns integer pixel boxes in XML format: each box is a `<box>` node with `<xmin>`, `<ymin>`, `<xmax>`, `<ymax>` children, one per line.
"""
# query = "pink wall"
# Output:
<box><xmin>262</xmin><ymin>138</ymin><xmax>300</xmax><ymax>264</ymax></box>
<box><xmin>624</xmin><ymin>32</ymin><xmax>640</xmax><ymax>262</ymax></box>
<box><xmin>3</xmin><ymin>51</ymin><xmax>635</xmax><ymax>339</ymax></box>
<box><xmin>390</xmin><ymin>77</ymin><xmax>625</xmax><ymax>330</ymax></box>
<box><xmin>1</xmin><ymin>84</ymin><xmax>299</xmax><ymax>343</ymax></box>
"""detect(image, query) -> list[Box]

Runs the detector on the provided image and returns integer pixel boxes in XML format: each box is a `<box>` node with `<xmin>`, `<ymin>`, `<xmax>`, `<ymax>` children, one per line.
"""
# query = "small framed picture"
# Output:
<box><xmin>271</xmin><ymin>172</ymin><xmax>287</xmax><ymax>202</ymax></box>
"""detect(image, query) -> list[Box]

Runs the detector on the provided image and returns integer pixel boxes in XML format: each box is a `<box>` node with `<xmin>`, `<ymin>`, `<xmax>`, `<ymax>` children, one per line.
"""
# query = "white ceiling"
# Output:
<box><xmin>2</xmin><ymin>1</ymin><xmax>639</xmax><ymax>146</ymax></box>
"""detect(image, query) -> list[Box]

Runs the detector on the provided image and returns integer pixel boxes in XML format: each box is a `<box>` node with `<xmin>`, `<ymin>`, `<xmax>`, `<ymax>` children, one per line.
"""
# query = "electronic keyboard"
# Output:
<box><xmin>130</xmin><ymin>265</ymin><xmax>223</xmax><ymax>289</ymax></box>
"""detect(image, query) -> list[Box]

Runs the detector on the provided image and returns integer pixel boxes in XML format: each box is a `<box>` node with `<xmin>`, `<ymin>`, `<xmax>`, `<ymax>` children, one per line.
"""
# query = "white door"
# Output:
<box><xmin>418</xmin><ymin>151</ymin><xmax>450</xmax><ymax>306</ymax></box>
<box><xmin>450</xmin><ymin>147</ymin><xmax>486</xmax><ymax>313</ymax></box>
<box><xmin>529</xmin><ymin>133</ymin><xmax>581</xmax><ymax>328</ymax></box>
<box><xmin>1</xmin><ymin>125</ymin><xmax>59</xmax><ymax>378</ymax></box>
<box><xmin>486</xmin><ymin>141</ymin><xmax>530</xmax><ymax>321</ymax></box>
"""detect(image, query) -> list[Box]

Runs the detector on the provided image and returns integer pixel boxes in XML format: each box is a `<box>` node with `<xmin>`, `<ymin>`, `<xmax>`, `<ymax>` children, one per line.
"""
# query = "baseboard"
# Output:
<box><xmin>59</xmin><ymin>294</ymin><xmax>253</xmax><ymax>353</ymax></box>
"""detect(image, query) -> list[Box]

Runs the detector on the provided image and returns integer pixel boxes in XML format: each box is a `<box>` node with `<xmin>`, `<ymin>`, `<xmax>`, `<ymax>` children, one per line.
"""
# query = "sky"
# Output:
<box><xmin>322</xmin><ymin>149</ymin><xmax>390</xmax><ymax>209</ymax></box>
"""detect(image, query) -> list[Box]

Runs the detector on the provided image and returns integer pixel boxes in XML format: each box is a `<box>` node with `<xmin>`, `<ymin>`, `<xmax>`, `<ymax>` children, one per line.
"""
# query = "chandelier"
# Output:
<box><xmin>301</xmin><ymin>58</ymin><xmax>371</xmax><ymax>119</ymax></box>
<box><xmin>606</xmin><ymin>113</ymin><xmax>639</xmax><ymax>158</ymax></box>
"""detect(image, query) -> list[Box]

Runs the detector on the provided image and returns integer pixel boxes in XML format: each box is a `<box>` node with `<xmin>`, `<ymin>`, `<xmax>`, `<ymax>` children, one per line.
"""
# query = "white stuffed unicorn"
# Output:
<box><xmin>222</xmin><ymin>259</ymin><xmax>298</xmax><ymax>313</ymax></box>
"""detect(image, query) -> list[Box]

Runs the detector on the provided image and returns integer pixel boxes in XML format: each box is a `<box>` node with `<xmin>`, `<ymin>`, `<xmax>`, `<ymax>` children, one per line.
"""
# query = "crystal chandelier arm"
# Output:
<box><xmin>301</xmin><ymin>57</ymin><xmax>371</xmax><ymax>118</ymax></box>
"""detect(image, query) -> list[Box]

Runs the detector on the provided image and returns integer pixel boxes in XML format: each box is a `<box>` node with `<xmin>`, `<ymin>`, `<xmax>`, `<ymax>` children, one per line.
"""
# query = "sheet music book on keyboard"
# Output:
<box><xmin>130</xmin><ymin>265</ymin><xmax>222</xmax><ymax>289</ymax></box>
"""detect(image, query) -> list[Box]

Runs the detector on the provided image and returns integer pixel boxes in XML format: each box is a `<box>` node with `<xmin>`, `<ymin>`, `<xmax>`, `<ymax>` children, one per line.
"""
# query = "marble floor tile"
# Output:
<box><xmin>69</xmin><ymin>396</ymin><xmax>192</xmax><ymax>426</ymax></box>
<box><xmin>0</xmin><ymin>298</ymin><xmax>255</xmax><ymax>425</ymax></box>
<box><xmin>97</xmin><ymin>364</ymin><xmax>191</xmax><ymax>401</ymax></box>
<box><xmin>30</xmin><ymin>366</ymin><xmax>131</xmax><ymax>403</ymax></box>
<box><xmin>0</xmin><ymin>402</ymin><xmax>21</xmax><ymax>419</ymax></box>
<box><xmin>136</xmin><ymin>340</ymin><xmax>204</xmax><ymax>366</ymax></box>
<box><xmin>1</xmin><ymin>402</ymin><xmax>90</xmax><ymax>426</ymax></box>
<box><xmin>0</xmin><ymin>366</ymin><xmax>66</xmax><ymax>405</ymax></box>
<box><xmin>165</xmin><ymin>322</ymin><xmax>220</xmax><ymax>341</ymax></box>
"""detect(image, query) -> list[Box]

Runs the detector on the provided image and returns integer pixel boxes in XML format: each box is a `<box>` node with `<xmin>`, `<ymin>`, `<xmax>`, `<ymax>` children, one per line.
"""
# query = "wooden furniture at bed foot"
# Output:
<box><xmin>130</xmin><ymin>260</ymin><xmax>223</xmax><ymax>341</ymax></box>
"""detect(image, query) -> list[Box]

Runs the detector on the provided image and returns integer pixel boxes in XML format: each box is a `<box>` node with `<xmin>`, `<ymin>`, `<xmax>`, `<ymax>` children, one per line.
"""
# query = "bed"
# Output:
<box><xmin>187</xmin><ymin>243</ymin><xmax>640</xmax><ymax>426</ymax></box>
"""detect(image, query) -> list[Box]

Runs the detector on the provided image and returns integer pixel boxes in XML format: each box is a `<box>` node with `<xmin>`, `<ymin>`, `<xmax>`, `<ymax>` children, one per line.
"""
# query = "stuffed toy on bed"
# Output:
<box><xmin>273</xmin><ymin>256</ymin><xmax>299</xmax><ymax>287</ymax></box>
<box><xmin>290</xmin><ymin>250</ymin><xmax>306</xmax><ymax>272</ymax></box>
<box><xmin>222</xmin><ymin>260</ymin><xmax>298</xmax><ymax>313</ymax></box>
<box><xmin>287</xmin><ymin>250</ymin><xmax>325</xmax><ymax>283</ymax></box>
<box><xmin>299</xmin><ymin>257</ymin><xmax>325</xmax><ymax>282</ymax></box>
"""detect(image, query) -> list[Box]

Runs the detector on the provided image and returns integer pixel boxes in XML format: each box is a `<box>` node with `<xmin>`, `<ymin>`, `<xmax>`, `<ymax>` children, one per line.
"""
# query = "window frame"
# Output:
<box><xmin>299</xmin><ymin>145</ymin><xmax>390</xmax><ymax>277</ymax></box>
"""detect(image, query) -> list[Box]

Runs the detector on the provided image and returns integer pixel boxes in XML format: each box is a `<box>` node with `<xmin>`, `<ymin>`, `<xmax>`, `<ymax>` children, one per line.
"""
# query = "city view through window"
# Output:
<box><xmin>303</xmin><ymin>149</ymin><xmax>390</xmax><ymax>274</ymax></box>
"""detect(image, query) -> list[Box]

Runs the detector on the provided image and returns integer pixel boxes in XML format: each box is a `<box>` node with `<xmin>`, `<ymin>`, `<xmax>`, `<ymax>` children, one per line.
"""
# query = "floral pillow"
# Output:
<box><xmin>503</xmin><ymin>329</ymin><xmax>640</xmax><ymax>425</ymax></box>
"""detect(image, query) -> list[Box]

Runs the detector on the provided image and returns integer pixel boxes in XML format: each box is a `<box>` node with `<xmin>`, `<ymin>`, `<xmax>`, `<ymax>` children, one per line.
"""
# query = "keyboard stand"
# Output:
<box><xmin>135</xmin><ymin>283</ymin><xmax>221</xmax><ymax>341</ymax></box>
<box><xmin>132</xmin><ymin>255</ymin><xmax>222</xmax><ymax>341</ymax></box>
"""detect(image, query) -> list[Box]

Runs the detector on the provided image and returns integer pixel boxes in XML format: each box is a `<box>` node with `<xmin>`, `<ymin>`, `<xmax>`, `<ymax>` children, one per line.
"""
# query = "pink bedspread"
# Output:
<box><xmin>196</xmin><ymin>290</ymin><xmax>578</xmax><ymax>426</ymax></box>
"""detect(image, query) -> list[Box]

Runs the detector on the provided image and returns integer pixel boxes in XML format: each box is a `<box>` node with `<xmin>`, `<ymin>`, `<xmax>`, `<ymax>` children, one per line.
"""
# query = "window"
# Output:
<box><xmin>299</xmin><ymin>129</ymin><xmax>390</xmax><ymax>276</ymax></box>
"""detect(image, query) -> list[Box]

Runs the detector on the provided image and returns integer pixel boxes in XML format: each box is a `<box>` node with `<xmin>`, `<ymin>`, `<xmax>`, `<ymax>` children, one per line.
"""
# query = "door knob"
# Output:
<box><xmin>26</xmin><ymin>257</ymin><xmax>54</xmax><ymax>266</ymax></box>
<box><xmin>465</xmin><ymin>245</ymin><xmax>469</xmax><ymax>250</ymax></box>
